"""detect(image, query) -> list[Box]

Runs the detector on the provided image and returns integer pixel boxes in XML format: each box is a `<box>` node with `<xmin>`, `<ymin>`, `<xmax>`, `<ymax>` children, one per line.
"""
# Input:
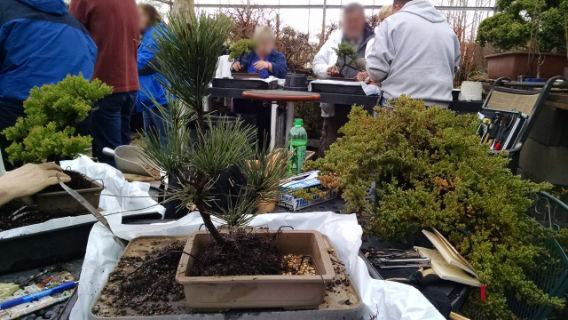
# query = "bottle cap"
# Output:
<box><xmin>294</xmin><ymin>118</ymin><xmax>303</xmax><ymax>127</ymax></box>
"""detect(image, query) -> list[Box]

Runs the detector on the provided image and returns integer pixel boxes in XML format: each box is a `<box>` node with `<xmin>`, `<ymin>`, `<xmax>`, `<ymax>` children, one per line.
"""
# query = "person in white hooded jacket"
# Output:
<box><xmin>312</xmin><ymin>3</ymin><xmax>375</xmax><ymax>154</ymax></box>
<box><xmin>367</xmin><ymin>0</ymin><xmax>460</xmax><ymax>107</ymax></box>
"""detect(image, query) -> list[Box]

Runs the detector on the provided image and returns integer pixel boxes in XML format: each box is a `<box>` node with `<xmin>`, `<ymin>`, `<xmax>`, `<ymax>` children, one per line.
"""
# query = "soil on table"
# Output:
<box><xmin>39</xmin><ymin>170</ymin><xmax>94</xmax><ymax>193</ymax></box>
<box><xmin>94</xmin><ymin>240</ymin><xmax>186</xmax><ymax>317</ymax></box>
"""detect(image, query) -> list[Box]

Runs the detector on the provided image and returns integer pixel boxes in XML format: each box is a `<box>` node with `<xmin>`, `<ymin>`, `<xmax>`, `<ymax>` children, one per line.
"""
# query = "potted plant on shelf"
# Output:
<box><xmin>477</xmin><ymin>0</ymin><xmax>568</xmax><ymax>79</ymax></box>
<box><xmin>1</xmin><ymin>74</ymin><xmax>111</xmax><ymax>215</ymax></box>
<box><xmin>136</xmin><ymin>12</ymin><xmax>341</xmax><ymax>312</ymax></box>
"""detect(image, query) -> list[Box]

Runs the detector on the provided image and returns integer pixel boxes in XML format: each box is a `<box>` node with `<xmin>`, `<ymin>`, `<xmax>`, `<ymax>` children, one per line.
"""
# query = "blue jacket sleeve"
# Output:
<box><xmin>138</xmin><ymin>27</ymin><xmax>158</xmax><ymax>71</ymax></box>
<box><xmin>270</xmin><ymin>51</ymin><xmax>288</xmax><ymax>79</ymax></box>
<box><xmin>235</xmin><ymin>52</ymin><xmax>253</xmax><ymax>71</ymax></box>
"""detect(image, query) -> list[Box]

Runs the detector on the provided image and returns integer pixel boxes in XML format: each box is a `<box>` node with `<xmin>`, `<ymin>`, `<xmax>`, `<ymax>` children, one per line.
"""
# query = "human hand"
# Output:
<box><xmin>0</xmin><ymin>163</ymin><xmax>71</xmax><ymax>206</ymax></box>
<box><xmin>232</xmin><ymin>61</ymin><xmax>243</xmax><ymax>71</ymax></box>
<box><xmin>327</xmin><ymin>66</ymin><xmax>340</xmax><ymax>76</ymax></box>
<box><xmin>253</xmin><ymin>60</ymin><xmax>271</xmax><ymax>70</ymax></box>
<box><xmin>356</xmin><ymin>71</ymin><xmax>368</xmax><ymax>82</ymax></box>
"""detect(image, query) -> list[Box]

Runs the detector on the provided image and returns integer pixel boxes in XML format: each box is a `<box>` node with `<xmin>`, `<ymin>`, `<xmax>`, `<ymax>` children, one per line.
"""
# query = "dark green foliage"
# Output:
<box><xmin>152</xmin><ymin>12</ymin><xmax>232</xmax><ymax>127</ymax></box>
<box><xmin>305</xmin><ymin>96</ymin><xmax>564</xmax><ymax>318</ymax></box>
<box><xmin>229</xmin><ymin>39</ymin><xmax>257</xmax><ymax>61</ymax></box>
<box><xmin>143</xmin><ymin>12</ymin><xmax>288</xmax><ymax>244</ymax></box>
<box><xmin>2</xmin><ymin>75</ymin><xmax>112</xmax><ymax>164</ymax></box>
<box><xmin>333</xmin><ymin>42</ymin><xmax>363</xmax><ymax>74</ymax></box>
<box><xmin>478</xmin><ymin>0</ymin><xmax>567</xmax><ymax>53</ymax></box>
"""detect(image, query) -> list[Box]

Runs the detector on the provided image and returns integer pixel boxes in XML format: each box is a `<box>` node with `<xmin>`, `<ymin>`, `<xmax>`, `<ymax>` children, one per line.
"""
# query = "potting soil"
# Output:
<box><xmin>0</xmin><ymin>200</ymin><xmax>71</xmax><ymax>231</ymax></box>
<box><xmin>189</xmin><ymin>230</ymin><xmax>284</xmax><ymax>276</ymax></box>
<box><xmin>94</xmin><ymin>240</ymin><xmax>186</xmax><ymax>316</ymax></box>
<box><xmin>40</xmin><ymin>170</ymin><xmax>93</xmax><ymax>193</ymax></box>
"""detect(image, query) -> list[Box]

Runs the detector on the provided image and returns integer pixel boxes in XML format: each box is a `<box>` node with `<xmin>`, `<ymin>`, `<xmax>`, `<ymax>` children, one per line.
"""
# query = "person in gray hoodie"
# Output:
<box><xmin>367</xmin><ymin>0</ymin><xmax>461</xmax><ymax>107</ymax></box>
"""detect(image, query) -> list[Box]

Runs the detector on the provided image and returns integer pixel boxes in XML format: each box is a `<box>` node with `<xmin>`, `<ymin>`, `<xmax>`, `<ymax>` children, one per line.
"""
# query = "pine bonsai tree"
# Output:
<box><xmin>143</xmin><ymin>12</ymin><xmax>288</xmax><ymax>245</ymax></box>
<box><xmin>333</xmin><ymin>42</ymin><xmax>364</xmax><ymax>75</ymax></box>
<box><xmin>1</xmin><ymin>75</ymin><xmax>112</xmax><ymax>165</ymax></box>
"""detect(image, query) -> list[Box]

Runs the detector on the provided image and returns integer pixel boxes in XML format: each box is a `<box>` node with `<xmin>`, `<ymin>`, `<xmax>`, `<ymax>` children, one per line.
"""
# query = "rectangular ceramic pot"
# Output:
<box><xmin>32</xmin><ymin>176</ymin><xmax>103</xmax><ymax>215</ymax></box>
<box><xmin>176</xmin><ymin>230</ymin><xmax>335</xmax><ymax>311</ymax></box>
<box><xmin>485</xmin><ymin>52</ymin><xmax>568</xmax><ymax>80</ymax></box>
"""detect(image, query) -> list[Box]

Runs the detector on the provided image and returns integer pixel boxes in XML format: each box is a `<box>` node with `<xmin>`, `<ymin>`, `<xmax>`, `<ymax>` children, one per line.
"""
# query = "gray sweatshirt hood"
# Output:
<box><xmin>400</xmin><ymin>0</ymin><xmax>446</xmax><ymax>23</ymax></box>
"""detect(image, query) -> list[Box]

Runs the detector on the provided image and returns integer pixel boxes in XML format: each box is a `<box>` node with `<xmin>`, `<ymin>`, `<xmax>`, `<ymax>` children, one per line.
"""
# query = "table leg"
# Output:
<box><xmin>285</xmin><ymin>101</ymin><xmax>295</xmax><ymax>142</ymax></box>
<box><xmin>270</xmin><ymin>103</ymin><xmax>277</xmax><ymax>151</ymax></box>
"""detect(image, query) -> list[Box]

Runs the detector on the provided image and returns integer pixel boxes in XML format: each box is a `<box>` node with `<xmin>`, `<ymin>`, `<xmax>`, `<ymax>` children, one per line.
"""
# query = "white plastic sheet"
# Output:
<box><xmin>71</xmin><ymin>211</ymin><xmax>443</xmax><ymax>320</ymax></box>
<box><xmin>0</xmin><ymin>156</ymin><xmax>164</xmax><ymax>240</ymax></box>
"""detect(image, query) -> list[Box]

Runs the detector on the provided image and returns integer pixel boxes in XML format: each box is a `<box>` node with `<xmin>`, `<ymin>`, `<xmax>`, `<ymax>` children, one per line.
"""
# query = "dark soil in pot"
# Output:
<box><xmin>0</xmin><ymin>200</ymin><xmax>47</xmax><ymax>231</ymax></box>
<box><xmin>189</xmin><ymin>230</ymin><xmax>284</xmax><ymax>276</ymax></box>
<box><xmin>39</xmin><ymin>170</ymin><xmax>92</xmax><ymax>193</ymax></box>
<box><xmin>0</xmin><ymin>170</ymin><xmax>99</xmax><ymax>231</ymax></box>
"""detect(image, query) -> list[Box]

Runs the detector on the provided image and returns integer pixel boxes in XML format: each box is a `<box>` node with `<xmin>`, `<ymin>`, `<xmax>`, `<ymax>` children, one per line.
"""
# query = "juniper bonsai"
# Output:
<box><xmin>305</xmin><ymin>97</ymin><xmax>563</xmax><ymax>318</ymax></box>
<box><xmin>143</xmin><ymin>12</ymin><xmax>288</xmax><ymax>245</ymax></box>
<box><xmin>229</xmin><ymin>38</ymin><xmax>257</xmax><ymax>61</ymax></box>
<box><xmin>1</xmin><ymin>75</ymin><xmax>112</xmax><ymax>165</ymax></box>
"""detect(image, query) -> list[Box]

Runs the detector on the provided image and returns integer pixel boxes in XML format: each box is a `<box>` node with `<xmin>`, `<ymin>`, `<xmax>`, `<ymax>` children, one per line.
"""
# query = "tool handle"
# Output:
<box><xmin>0</xmin><ymin>282</ymin><xmax>76</xmax><ymax>310</ymax></box>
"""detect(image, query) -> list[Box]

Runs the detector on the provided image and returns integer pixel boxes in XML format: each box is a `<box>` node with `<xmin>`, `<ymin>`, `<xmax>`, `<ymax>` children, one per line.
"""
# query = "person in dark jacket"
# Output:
<box><xmin>0</xmin><ymin>0</ymin><xmax>97</xmax><ymax>153</ymax></box>
<box><xmin>231</xmin><ymin>26</ymin><xmax>287</xmax><ymax>79</ymax></box>
<box><xmin>136</xmin><ymin>4</ymin><xmax>168</xmax><ymax>146</ymax></box>
<box><xmin>70</xmin><ymin>0</ymin><xmax>139</xmax><ymax>167</ymax></box>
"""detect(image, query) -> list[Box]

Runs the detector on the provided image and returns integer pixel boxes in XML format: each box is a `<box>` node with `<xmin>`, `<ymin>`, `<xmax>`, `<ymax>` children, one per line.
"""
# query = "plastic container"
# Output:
<box><xmin>0</xmin><ymin>220</ymin><xmax>95</xmax><ymax>275</ymax></box>
<box><xmin>288</xmin><ymin>118</ymin><xmax>307</xmax><ymax>176</ymax></box>
<box><xmin>176</xmin><ymin>230</ymin><xmax>335</xmax><ymax>311</ymax></box>
<box><xmin>32</xmin><ymin>175</ymin><xmax>103</xmax><ymax>215</ymax></box>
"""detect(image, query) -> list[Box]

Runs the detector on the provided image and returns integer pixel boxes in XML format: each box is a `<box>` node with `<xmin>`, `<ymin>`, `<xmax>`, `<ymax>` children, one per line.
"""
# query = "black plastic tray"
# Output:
<box><xmin>0</xmin><ymin>220</ymin><xmax>95</xmax><ymax>275</ymax></box>
<box><xmin>212</xmin><ymin>78</ymin><xmax>278</xmax><ymax>90</ymax></box>
<box><xmin>311</xmin><ymin>82</ymin><xmax>365</xmax><ymax>95</ymax></box>
<box><xmin>360</xmin><ymin>235</ymin><xmax>469</xmax><ymax>312</ymax></box>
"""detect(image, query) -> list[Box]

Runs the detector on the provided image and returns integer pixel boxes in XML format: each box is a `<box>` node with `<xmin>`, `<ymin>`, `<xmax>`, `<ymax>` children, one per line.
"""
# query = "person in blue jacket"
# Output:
<box><xmin>231</xmin><ymin>26</ymin><xmax>287</xmax><ymax>79</ymax></box>
<box><xmin>136</xmin><ymin>3</ymin><xmax>168</xmax><ymax>146</ymax></box>
<box><xmin>0</xmin><ymin>0</ymin><xmax>97</xmax><ymax>145</ymax></box>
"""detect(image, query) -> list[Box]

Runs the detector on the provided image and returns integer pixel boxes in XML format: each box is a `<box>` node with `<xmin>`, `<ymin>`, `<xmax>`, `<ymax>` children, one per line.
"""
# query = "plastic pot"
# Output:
<box><xmin>32</xmin><ymin>175</ymin><xmax>103</xmax><ymax>215</ymax></box>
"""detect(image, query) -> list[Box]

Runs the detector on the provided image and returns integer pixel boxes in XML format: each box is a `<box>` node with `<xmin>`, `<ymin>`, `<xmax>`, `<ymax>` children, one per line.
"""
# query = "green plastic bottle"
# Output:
<box><xmin>289</xmin><ymin>118</ymin><xmax>308</xmax><ymax>175</ymax></box>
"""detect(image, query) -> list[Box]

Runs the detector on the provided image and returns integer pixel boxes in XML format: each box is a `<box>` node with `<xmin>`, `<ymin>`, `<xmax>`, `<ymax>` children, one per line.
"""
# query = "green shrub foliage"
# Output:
<box><xmin>305</xmin><ymin>96</ymin><xmax>564</xmax><ymax>318</ymax></box>
<box><xmin>2</xmin><ymin>75</ymin><xmax>112</xmax><ymax>164</ymax></box>
<box><xmin>229</xmin><ymin>39</ymin><xmax>257</xmax><ymax>61</ymax></box>
<box><xmin>477</xmin><ymin>0</ymin><xmax>568</xmax><ymax>53</ymax></box>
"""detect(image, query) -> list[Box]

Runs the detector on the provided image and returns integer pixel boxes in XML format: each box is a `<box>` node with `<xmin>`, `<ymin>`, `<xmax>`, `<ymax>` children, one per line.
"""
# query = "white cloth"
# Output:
<box><xmin>367</xmin><ymin>0</ymin><xmax>461</xmax><ymax>106</ymax></box>
<box><xmin>70</xmin><ymin>212</ymin><xmax>443</xmax><ymax>320</ymax></box>
<box><xmin>215</xmin><ymin>55</ymin><xmax>233</xmax><ymax>78</ymax></box>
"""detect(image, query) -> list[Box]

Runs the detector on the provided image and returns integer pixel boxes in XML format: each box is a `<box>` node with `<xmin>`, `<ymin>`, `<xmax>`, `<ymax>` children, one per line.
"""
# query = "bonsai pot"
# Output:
<box><xmin>31</xmin><ymin>173</ymin><xmax>103</xmax><ymax>215</ymax></box>
<box><xmin>176</xmin><ymin>230</ymin><xmax>335</xmax><ymax>311</ymax></box>
<box><xmin>231</xmin><ymin>72</ymin><xmax>261</xmax><ymax>80</ymax></box>
<box><xmin>485</xmin><ymin>52</ymin><xmax>568</xmax><ymax>80</ymax></box>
